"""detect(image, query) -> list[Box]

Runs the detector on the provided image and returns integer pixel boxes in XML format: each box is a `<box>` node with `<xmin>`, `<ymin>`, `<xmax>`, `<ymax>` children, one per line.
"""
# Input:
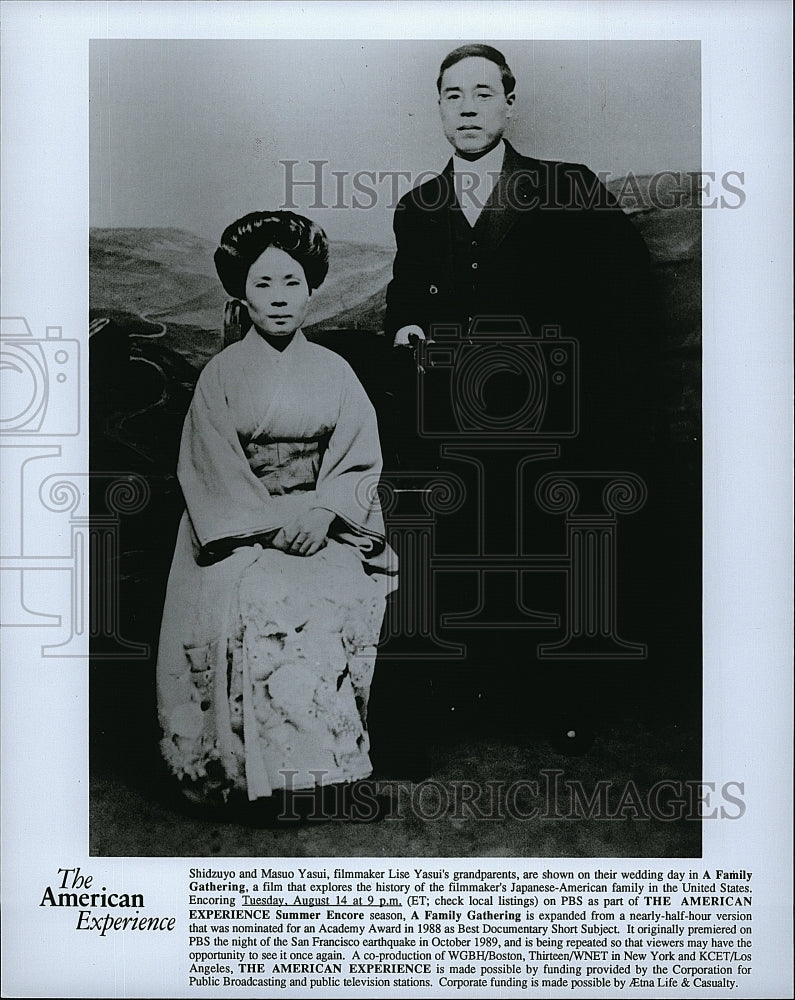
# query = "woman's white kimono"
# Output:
<box><xmin>156</xmin><ymin>328</ymin><xmax>397</xmax><ymax>804</ymax></box>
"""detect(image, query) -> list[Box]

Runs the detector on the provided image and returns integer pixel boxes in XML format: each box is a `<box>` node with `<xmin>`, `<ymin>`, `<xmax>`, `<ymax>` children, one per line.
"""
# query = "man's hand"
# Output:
<box><xmin>393</xmin><ymin>324</ymin><xmax>426</xmax><ymax>347</ymax></box>
<box><xmin>272</xmin><ymin>507</ymin><xmax>335</xmax><ymax>557</ymax></box>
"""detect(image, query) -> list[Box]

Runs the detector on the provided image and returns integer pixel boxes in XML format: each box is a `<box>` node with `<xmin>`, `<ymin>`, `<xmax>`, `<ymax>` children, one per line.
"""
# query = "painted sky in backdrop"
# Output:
<box><xmin>90</xmin><ymin>39</ymin><xmax>700</xmax><ymax>246</ymax></box>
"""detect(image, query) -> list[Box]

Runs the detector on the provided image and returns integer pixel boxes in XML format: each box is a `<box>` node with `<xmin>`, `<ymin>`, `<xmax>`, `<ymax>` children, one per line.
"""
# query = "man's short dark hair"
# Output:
<box><xmin>436</xmin><ymin>44</ymin><xmax>516</xmax><ymax>96</ymax></box>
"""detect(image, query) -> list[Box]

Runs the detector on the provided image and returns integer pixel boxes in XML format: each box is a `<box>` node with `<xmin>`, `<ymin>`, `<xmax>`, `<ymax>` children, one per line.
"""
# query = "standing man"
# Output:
<box><xmin>385</xmin><ymin>43</ymin><xmax>654</xmax><ymax>463</ymax></box>
<box><xmin>374</xmin><ymin>44</ymin><xmax>660</xmax><ymax>761</ymax></box>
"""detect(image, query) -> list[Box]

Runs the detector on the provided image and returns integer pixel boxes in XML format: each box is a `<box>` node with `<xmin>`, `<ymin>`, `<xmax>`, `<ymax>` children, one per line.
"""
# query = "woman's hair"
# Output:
<box><xmin>214</xmin><ymin>211</ymin><xmax>330</xmax><ymax>299</ymax></box>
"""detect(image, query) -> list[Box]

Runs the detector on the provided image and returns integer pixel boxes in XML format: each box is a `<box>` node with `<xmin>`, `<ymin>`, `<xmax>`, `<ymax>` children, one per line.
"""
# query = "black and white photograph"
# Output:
<box><xmin>1</xmin><ymin>2</ymin><xmax>792</xmax><ymax>997</ymax></box>
<box><xmin>88</xmin><ymin>36</ymin><xmax>703</xmax><ymax>857</ymax></box>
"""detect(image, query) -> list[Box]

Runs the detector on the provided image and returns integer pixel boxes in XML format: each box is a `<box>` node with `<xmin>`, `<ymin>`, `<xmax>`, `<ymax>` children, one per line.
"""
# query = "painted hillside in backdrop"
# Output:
<box><xmin>91</xmin><ymin>173</ymin><xmax>700</xmax><ymax>347</ymax></box>
<box><xmin>90</xmin><ymin>173</ymin><xmax>700</xmax><ymax>460</ymax></box>
<box><xmin>90</xmin><ymin>228</ymin><xmax>396</xmax><ymax>367</ymax></box>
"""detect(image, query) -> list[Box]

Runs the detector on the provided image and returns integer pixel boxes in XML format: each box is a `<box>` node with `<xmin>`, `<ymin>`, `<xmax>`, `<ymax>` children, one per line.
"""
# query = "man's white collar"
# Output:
<box><xmin>452</xmin><ymin>140</ymin><xmax>506</xmax><ymax>221</ymax></box>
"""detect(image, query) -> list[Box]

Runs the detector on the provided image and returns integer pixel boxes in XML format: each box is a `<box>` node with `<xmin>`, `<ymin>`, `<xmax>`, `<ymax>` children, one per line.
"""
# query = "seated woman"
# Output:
<box><xmin>156</xmin><ymin>211</ymin><xmax>397</xmax><ymax>820</ymax></box>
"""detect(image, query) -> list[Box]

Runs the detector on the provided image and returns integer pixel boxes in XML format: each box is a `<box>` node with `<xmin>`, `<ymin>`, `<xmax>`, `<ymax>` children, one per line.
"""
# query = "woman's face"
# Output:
<box><xmin>243</xmin><ymin>245</ymin><xmax>311</xmax><ymax>337</ymax></box>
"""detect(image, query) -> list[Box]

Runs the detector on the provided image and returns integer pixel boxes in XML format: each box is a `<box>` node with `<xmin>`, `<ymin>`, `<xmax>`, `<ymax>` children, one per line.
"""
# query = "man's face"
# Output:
<box><xmin>438</xmin><ymin>56</ymin><xmax>514</xmax><ymax>159</ymax></box>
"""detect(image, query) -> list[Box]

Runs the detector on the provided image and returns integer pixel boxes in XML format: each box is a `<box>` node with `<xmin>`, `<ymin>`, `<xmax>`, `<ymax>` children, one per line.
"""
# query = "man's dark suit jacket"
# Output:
<box><xmin>384</xmin><ymin>140</ymin><xmax>656</xmax><ymax>464</ymax></box>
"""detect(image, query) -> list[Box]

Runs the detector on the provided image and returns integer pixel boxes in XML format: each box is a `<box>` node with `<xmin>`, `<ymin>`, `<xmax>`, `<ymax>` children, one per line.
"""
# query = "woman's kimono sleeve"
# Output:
<box><xmin>177</xmin><ymin>355</ymin><xmax>302</xmax><ymax>552</ymax></box>
<box><xmin>313</xmin><ymin>364</ymin><xmax>397</xmax><ymax>576</ymax></box>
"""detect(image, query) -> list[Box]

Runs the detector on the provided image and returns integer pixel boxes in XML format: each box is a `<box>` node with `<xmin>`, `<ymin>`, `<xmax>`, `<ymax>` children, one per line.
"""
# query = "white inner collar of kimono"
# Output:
<box><xmin>244</xmin><ymin>325</ymin><xmax>305</xmax><ymax>361</ymax></box>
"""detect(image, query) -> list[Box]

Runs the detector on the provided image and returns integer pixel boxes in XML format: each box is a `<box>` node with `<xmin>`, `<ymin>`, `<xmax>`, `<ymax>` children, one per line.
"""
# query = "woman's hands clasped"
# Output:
<box><xmin>272</xmin><ymin>507</ymin><xmax>335</xmax><ymax>557</ymax></box>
